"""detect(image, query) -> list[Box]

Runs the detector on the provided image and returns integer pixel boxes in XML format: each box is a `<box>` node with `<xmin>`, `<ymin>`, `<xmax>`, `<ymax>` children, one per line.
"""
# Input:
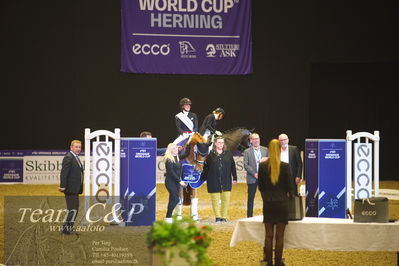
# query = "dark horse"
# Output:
<box><xmin>181</xmin><ymin>127</ymin><xmax>253</xmax><ymax>208</ymax></box>
<box><xmin>222</xmin><ymin>127</ymin><xmax>253</xmax><ymax>154</ymax></box>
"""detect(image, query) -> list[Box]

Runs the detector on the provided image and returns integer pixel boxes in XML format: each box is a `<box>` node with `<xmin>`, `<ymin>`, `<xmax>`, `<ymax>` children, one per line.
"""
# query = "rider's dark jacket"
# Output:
<box><xmin>199</xmin><ymin>114</ymin><xmax>216</xmax><ymax>135</ymax></box>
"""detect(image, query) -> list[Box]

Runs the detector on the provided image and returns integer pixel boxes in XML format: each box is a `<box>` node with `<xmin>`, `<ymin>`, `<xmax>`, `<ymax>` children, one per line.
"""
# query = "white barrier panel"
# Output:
<box><xmin>346</xmin><ymin>130</ymin><xmax>380</xmax><ymax>212</ymax></box>
<box><xmin>84</xmin><ymin>128</ymin><xmax>120</xmax><ymax>224</ymax></box>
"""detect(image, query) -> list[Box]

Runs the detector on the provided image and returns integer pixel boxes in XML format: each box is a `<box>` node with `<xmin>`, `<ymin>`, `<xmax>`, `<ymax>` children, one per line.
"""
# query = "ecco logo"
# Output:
<box><xmin>132</xmin><ymin>43</ymin><xmax>170</xmax><ymax>56</ymax></box>
<box><xmin>361</xmin><ymin>210</ymin><xmax>376</xmax><ymax>216</ymax></box>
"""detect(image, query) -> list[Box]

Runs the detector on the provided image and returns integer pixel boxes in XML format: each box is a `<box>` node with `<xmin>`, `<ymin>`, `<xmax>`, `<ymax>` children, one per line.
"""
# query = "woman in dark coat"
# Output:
<box><xmin>258</xmin><ymin>139</ymin><xmax>295</xmax><ymax>266</ymax></box>
<box><xmin>201</xmin><ymin>136</ymin><xmax>237</xmax><ymax>222</ymax></box>
<box><xmin>163</xmin><ymin>143</ymin><xmax>190</xmax><ymax>223</ymax></box>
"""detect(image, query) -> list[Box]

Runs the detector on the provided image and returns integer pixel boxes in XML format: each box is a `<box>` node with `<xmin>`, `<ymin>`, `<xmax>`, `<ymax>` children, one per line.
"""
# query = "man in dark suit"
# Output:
<box><xmin>243</xmin><ymin>133</ymin><xmax>268</xmax><ymax>217</ymax></box>
<box><xmin>59</xmin><ymin>140</ymin><xmax>83</xmax><ymax>234</ymax></box>
<box><xmin>278</xmin><ymin>133</ymin><xmax>303</xmax><ymax>196</ymax></box>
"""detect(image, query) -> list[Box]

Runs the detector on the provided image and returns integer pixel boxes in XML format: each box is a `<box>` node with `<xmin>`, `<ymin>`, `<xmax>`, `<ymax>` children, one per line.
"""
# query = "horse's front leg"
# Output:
<box><xmin>191</xmin><ymin>188</ymin><xmax>199</xmax><ymax>221</ymax></box>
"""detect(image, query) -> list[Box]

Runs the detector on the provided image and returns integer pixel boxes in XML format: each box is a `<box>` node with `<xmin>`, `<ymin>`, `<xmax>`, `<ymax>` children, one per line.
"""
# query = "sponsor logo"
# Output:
<box><xmin>326</xmin><ymin>198</ymin><xmax>339</xmax><ymax>210</ymax></box>
<box><xmin>24</xmin><ymin>157</ymin><xmax>65</xmax><ymax>184</ymax></box>
<box><xmin>206</xmin><ymin>44</ymin><xmax>216</xmax><ymax>57</ymax></box>
<box><xmin>25</xmin><ymin>159</ymin><xmax>62</xmax><ymax>172</ymax></box>
<box><xmin>354</xmin><ymin>143</ymin><xmax>372</xmax><ymax>199</ymax></box>
<box><xmin>132</xmin><ymin>43</ymin><xmax>170</xmax><ymax>56</ymax></box>
<box><xmin>2</xmin><ymin>169</ymin><xmax>21</xmax><ymax>180</ymax></box>
<box><xmin>361</xmin><ymin>210</ymin><xmax>377</xmax><ymax>216</ymax></box>
<box><xmin>206</xmin><ymin>43</ymin><xmax>240</xmax><ymax>58</ymax></box>
<box><xmin>308</xmin><ymin>150</ymin><xmax>316</xmax><ymax>159</ymax></box>
<box><xmin>93</xmin><ymin>142</ymin><xmax>113</xmax><ymax>204</ymax></box>
<box><xmin>179</xmin><ymin>41</ymin><xmax>196</xmax><ymax>58</ymax></box>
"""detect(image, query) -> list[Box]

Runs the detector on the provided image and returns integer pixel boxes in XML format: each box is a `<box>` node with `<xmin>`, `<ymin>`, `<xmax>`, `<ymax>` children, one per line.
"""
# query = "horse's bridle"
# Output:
<box><xmin>195</xmin><ymin>149</ymin><xmax>208</xmax><ymax>165</ymax></box>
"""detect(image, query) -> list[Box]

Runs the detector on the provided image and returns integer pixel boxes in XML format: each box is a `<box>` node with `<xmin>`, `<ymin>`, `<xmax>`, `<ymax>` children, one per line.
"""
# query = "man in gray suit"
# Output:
<box><xmin>243</xmin><ymin>133</ymin><xmax>268</xmax><ymax>217</ymax></box>
<box><xmin>59</xmin><ymin>140</ymin><xmax>84</xmax><ymax>234</ymax></box>
<box><xmin>279</xmin><ymin>133</ymin><xmax>303</xmax><ymax>196</ymax></box>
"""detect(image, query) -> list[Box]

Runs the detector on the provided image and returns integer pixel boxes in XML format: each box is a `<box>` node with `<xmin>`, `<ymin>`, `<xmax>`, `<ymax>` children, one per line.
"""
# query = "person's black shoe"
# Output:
<box><xmin>275</xmin><ymin>258</ymin><xmax>286</xmax><ymax>266</ymax></box>
<box><xmin>259</xmin><ymin>260</ymin><xmax>272</xmax><ymax>266</ymax></box>
<box><xmin>215</xmin><ymin>218</ymin><xmax>222</xmax><ymax>222</ymax></box>
<box><xmin>220</xmin><ymin>218</ymin><xmax>227</xmax><ymax>222</ymax></box>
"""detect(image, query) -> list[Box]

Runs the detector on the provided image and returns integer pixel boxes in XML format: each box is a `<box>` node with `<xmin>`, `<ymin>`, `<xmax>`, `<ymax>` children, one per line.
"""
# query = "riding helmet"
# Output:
<box><xmin>214</xmin><ymin>107</ymin><xmax>225</xmax><ymax>115</ymax></box>
<box><xmin>179</xmin><ymin>97</ymin><xmax>192</xmax><ymax>106</ymax></box>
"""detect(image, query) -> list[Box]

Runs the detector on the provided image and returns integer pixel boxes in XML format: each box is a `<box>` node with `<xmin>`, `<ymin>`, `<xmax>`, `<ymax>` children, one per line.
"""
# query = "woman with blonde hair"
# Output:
<box><xmin>258</xmin><ymin>139</ymin><xmax>295</xmax><ymax>266</ymax></box>
<box><xmin>163</xmin><ymin>143</ymin><xmax>190</xmax><ymax>223</ymax></box>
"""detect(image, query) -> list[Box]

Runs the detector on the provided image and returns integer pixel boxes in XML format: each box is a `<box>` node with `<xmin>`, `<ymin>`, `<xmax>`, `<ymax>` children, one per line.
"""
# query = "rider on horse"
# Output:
<box><xmin>173</xmin><ymin>97</ymin><xmax>198</xmax><ymax>145</ymax></box>
<box><xmin>172</xmin><ymin>97</ymin><xmax>200</xmax><ymax>220</ymax></box>
<box><xmin>199</xmin><ymin>107</ymin><xmax>225</xmax><ymax>144</ymax></box>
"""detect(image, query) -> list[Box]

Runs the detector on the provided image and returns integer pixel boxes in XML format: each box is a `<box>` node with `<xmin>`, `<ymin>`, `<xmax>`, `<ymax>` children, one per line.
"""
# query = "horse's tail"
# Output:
<box><xmin>182</xmin><ymin>186</ymin><xmax>192</xmax><ymax>205</ymax></box>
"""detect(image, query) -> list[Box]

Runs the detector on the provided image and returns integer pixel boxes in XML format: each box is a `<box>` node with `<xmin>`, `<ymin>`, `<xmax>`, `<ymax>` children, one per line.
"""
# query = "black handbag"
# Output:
<box><xmin>288</xmin><ymin>196</ymin><xmax>304</xmax><ymax>220</ymax></box>
<box><xmin>354</xmin><ymin>197</ymin><xmax>389</xmax><ymax>223</ymax></box>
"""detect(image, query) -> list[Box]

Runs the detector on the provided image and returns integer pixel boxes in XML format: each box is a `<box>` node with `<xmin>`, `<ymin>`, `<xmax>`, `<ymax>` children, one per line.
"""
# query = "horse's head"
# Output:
<box><xmin>185</xmin><ymin>133</ymin><xmax>210</xmax><ymax>172</ymax></box>
<box><xmin>222</xmin><ymin>127</ymin><xmax>252</xmax><ymax>152</ymax></box>
<box><xmin>238</xmin><ymin>133</ymin><xmax>251</xmax><ymax>151</ymax></box>
<box><xmin>236</xmin><ymin>128</ymin><xmax>252</xmax><ymax>152</ymax></box>
<box><xmin>194</xmin><ymin>142</ymin><xmax>211</xmax><ymax>172</ymax></box>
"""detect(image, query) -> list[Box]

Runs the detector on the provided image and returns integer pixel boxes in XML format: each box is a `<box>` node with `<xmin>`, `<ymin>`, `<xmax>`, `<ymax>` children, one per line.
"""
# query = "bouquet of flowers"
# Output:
<box><xmin>146</xmin><ymin>217</ymin><xmax>213</xmax><ymax>266</ymax></box>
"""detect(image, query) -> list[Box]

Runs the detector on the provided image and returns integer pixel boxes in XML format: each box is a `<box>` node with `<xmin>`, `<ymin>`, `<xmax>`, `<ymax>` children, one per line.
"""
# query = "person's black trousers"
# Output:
<box><xmin>247</xmin><ymin>182</ymin><xmax>258</xmax><ymax>217</ymax></box>
<box><xmin>165</xmin><ymin>179</ymin><xmax>180</xmax><ymax>218</ymax></box>
<box><xmin>63</xmin><ymin>193</ymin><xmax>79</xmax><ymax>233</ymax></box>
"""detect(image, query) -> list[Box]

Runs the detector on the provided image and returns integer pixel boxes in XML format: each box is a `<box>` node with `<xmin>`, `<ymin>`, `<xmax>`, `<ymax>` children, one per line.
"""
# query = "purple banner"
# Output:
<box><xmin>0</xmin><ymin>159</ymin><xmax>23</xmax><ymax>183</ymax></box>
<box><xmin>121</xmin><ymin>0</ymin><xmax>252</xmax><ymax>75</ymax></box>
<box><xmin>0</xmin><ymin>151</ymin><xmax>24</xmax><ymax>183</ymax></box>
